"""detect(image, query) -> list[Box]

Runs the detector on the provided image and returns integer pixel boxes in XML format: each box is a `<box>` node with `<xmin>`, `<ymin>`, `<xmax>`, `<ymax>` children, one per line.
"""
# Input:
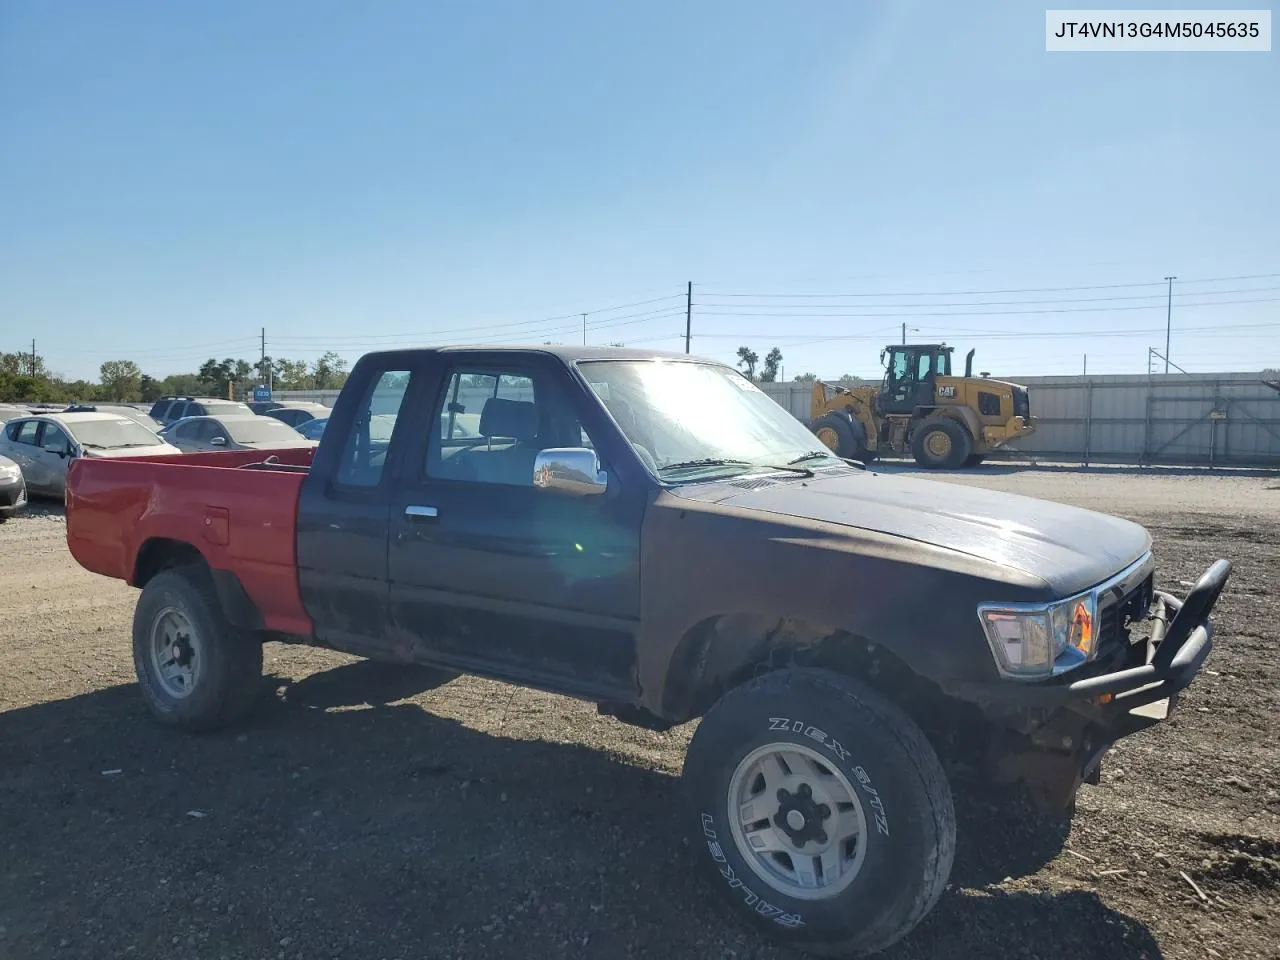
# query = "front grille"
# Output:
<box><xmin>1094</xmin><ymin>573</ymin><xmax>1154</xmax><ymax>665</ymax></box>
<box><xmin>1012</xmin><ymin>387</ymin><xmax>1030</xmax><ymax>420</ymax></box>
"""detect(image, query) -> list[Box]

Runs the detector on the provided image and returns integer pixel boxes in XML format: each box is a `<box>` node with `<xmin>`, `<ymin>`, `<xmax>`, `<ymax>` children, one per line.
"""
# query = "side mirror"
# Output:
<box><xmin>210</xmin><ymin>436</ymin><xmax>227</xmax><ymax>447</ymax></box>
<box><xmin>533</xmin><ymin>448</ymin><xmax>607</xmax><ymax>496</ymax></box>
<box><xmin>43</xmin><ymin>443</ymin><xmax>68</xmax><ymax>458</ymax></box>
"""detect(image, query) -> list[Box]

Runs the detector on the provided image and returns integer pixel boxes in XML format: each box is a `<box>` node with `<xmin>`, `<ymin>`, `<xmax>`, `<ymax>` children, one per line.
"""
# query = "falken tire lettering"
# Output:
<box><xmin>765</xmin><ymin>718</ymin><xmax>889</xmax><ymax>836</ymax></box>
<box><xmin>700</xmin><ymin>813</ymin><xmax>804</xmax><ymax>928</ymax></box>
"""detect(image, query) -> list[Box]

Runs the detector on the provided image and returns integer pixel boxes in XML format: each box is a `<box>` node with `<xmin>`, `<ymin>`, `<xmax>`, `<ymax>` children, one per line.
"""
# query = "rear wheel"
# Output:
<box><xmin>911</xmin><ymin>419</ymin><xmax>972</xmax><ymax>470</ymax></box>
<box><xmin>132</xmin><ymin>566</ymin><xmax>263</xmax><ymax>732</ymax></box>
<box><xmin>683</xmin><ymin>669</ymin><xmax>955</xmax><ymax>957</ymax></box>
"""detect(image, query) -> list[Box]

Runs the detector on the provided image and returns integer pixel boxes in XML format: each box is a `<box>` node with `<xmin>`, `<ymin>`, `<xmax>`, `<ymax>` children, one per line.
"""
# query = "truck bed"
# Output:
<box><xmin>65</xmin><ymin>447</ymin><xmax>316</xmax><ymax>635</ymax></box>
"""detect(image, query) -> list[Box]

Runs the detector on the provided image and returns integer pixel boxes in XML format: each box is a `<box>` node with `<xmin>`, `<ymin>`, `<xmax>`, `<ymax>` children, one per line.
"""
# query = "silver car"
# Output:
<box><xmin>163</xmin><ymin>415</ymin><xmax>318</xmax><ymax>453</ymax></box>
<box><xmin>0</xmin><ymin>454</ymin><xmax>27</xmax><ymax>519</ymax></box>
<box><xmin>0</xmin><ymin>413</ymin><xmax>181</xmax><ymax>498</ymax></box>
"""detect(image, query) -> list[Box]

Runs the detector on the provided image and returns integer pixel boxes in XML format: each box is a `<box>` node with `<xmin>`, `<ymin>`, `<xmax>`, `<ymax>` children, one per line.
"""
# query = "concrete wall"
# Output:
<box><xmin>759</xmin><ymin>373</ymin><xmax>1280</xmax><ymax>467</ymax></box>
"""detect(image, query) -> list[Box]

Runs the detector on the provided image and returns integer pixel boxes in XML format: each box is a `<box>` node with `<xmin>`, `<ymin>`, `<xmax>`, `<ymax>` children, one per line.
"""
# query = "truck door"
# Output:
<box><xmin>296</xmin><ymin>363</ymin><xmax>421</xmax><ymax>657</ymax></box>
<box><xmin>386</xmin><ymin>353</ymin><xmax>643</xmax><ymax>700</ymax></box>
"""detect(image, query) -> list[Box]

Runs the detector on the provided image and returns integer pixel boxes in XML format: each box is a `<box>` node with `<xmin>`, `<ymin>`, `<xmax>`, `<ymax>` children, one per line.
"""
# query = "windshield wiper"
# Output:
<box><xmin>660</xmin><ymin>458</ymin><xmax>814</xmax><ymax>478</ymax></box>
<box><xmin>659</xmin><ymin>458</ymin><xmax>753</xmax><ymax>473</ymax></box>
<box><xmin>787</xmin><ymin>450</ymin><xmax>836</xmax><ymax>464</ymax></box>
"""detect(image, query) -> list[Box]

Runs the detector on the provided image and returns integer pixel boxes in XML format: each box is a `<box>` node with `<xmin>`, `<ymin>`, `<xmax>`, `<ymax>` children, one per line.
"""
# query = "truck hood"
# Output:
<box><xmin>670</xmin><ymin>468</ymin><xmax>1150</xmax><ymax>597</ymax></box>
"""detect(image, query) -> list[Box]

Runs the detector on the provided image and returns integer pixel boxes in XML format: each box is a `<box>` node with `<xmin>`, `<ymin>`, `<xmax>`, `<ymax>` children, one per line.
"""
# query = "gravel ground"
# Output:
<box><xmin>1</xmin><ymin>467</ymin><xmax>1277</xmax><ymax>960</ymax></box>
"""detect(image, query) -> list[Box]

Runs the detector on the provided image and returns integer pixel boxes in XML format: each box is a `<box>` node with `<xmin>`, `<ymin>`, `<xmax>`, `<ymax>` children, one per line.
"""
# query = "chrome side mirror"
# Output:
<box><xmin>533</xmin><ymin>448</ymin><xmax>607</xmax><ymax>496</ymax></box>
<box><xmin>209</xmin><ymin>436</ymin><xmax>227</xmax><ymax>447</ymax></box>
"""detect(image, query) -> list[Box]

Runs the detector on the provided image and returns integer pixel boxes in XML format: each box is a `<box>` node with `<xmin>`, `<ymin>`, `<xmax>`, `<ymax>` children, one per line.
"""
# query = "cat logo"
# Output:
<box><xmin>937</xmin><ymin>385</ymin><xmax>957</xmax><ymax>398</ymax></box>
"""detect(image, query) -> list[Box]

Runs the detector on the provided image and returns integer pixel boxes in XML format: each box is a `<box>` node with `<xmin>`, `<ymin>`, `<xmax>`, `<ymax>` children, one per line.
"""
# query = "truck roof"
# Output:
<box><xmin>361</xmin><ymin>345</ymin><xmax>711</xmax><ymax>364</ymax></box>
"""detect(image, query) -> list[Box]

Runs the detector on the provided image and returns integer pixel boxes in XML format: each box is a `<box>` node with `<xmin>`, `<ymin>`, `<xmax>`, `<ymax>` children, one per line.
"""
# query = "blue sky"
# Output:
<box><xmin>1</xmin><ymin>1</ymin><xmax>1276</xmax><ymax>381</ymax></box>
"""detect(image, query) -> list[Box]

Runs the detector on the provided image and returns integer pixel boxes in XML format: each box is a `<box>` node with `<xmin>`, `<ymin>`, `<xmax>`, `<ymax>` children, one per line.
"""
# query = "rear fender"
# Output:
<box><xmin>132</xmin><ymin>538</ymin><xmax>264</xmax><ymax>631</ymax></box>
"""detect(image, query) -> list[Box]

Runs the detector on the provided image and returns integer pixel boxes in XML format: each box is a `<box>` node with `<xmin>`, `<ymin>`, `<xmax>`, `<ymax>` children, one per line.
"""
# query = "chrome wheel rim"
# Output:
<box><xmin>726</xmin><ymin>742</ymin><xmax>869</xmax><ymax>900</ymax></box>
<box><xmin>149</xmin><ymin>606</ymin><xmax>201</xmax><ymax>699</ymax></box>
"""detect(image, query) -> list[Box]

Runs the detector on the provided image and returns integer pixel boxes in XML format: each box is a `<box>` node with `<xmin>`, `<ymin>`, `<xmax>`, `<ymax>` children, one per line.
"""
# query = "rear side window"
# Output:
<box><xmin>14</xmin><ymin>421</ymin><xmax>39</xmax><ymax>445</ymax></box>
<box><xmin>148</xmin><ymin>401</ymin><xmax>171</xmax><ymax>418</ymax></box>
<box><xmin>167</xmin><ymin>402</ymin><xmax>188</xmax><ymax>420</ymax></box>
<box><xmin>335</xmin><ymin>370</ymin><xmax>412</xmax><ymax>487</ymax></box>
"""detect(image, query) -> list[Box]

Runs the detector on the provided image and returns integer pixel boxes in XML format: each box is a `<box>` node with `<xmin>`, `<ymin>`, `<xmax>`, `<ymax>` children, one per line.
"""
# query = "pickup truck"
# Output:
<box><xmin>65</xmin><ymin>346</ymin><xmax>1230</xmax><ymax>958</ymax></box>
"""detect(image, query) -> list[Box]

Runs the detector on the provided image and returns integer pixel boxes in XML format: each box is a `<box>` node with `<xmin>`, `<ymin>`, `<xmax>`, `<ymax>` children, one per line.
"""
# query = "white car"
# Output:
<box><xmin>0</xmin><ymin>412</ymin><xmax>181</xmax><ymax>498</ymax></box>
<box><xmin>0</xmin><ymin>454</ymin><xmax>26</xmax><ymax>519</ymax></box>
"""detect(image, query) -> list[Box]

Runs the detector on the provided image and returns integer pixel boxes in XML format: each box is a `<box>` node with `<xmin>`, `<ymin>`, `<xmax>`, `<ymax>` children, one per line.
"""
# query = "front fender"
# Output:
<box><xmin>636</xmin><ymin>491</ymin><xmax>1044</xmax><ymax>719</ymax></box>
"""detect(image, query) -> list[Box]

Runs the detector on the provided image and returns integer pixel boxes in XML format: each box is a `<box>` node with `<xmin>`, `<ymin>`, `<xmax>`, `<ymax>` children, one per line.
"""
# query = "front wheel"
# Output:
<box><xmin>911</xmin><ymin>419</ymin><xmax>972</xmax><ymax>469</ymax></box>
<box><xmin>683</xmin><ymin>669</ymin><xmax>955</xmax><ymax>957</ymax></box>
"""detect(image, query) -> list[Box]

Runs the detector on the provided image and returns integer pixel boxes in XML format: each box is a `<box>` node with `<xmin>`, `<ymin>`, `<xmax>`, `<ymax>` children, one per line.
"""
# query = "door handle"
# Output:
<box><xmin>404</xmin><ymin>504</ymin><xmax>439</xmax><ymax>520</ymax></box>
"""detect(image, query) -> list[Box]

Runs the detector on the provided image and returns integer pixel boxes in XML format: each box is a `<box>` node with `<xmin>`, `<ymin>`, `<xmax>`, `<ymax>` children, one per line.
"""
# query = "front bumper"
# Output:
<box><xmin>0</xmin><ymin>474</ymin><xmax>26</xmax><ymax>514</ymax></box>
<box><xmin>953</xmin><ymin>559</ymin><xmax>1230</xmax><ymax>809</ymax></box>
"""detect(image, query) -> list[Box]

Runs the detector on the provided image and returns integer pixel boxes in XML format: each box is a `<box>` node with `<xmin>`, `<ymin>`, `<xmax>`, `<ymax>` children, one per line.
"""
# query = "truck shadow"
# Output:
<box><xmin>0</xmin><ymin>660</ymin><xmax>1162</xmax><ymax>960</ymax></box>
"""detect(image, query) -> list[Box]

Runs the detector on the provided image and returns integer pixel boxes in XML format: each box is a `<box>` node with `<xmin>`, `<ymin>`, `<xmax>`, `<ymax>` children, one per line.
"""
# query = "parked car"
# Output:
<box><xmin>263</xmin><ymin>401</ymin><xmax>330</xmax><ymax>429</ymax></box>
<box><xmin>296</xmin><ymin>416</ymin><xmax>328</xmax><ymax>440</ymax></box>
<box><xmin>63</xmin><ymin>346</ymin><xmax>1229</xmax><ymax>958</ymax></box>
<box><xmin>148</xmin><ymin>396</ymin><xmax>255</xmax><ymax>426</ymax></box>
<box><xmin>1</xmin><ymin>412</ymin><xmax>180</xmax><ymax>497</ymax></box>
<box><xmin>64</xmin><ymin>403</ymin><xmax>163</xmax><ymax>432</ymax></box>
<box><xmin>163</xmin><ymin>414</ymin><xmax>318</xmax><ymax>453</ymax></box>
<box><xmin>0</xmin><ymin>453</ymin><xmax>27</xmax><ymax>519</ymax></box>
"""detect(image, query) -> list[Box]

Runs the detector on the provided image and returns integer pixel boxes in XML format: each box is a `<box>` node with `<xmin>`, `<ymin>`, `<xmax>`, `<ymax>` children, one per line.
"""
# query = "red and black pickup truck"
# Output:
<box><xmin>65</xmin><ymin>346</ymin><xmax>1229</xmax><ymax>958</ymax></box>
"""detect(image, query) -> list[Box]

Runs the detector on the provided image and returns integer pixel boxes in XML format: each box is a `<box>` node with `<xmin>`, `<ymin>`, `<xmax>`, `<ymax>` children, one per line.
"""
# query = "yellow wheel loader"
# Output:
<box><xmin>809</xmin><ymin>344</ymin><xmax>1036</xmax><ymax>469</ymax></box>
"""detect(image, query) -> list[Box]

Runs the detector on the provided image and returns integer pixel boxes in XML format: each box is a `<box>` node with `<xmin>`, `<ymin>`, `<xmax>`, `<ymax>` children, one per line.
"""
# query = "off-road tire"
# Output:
<box><xmin>132</xmin><ymin>566</ymin><xmax>263</xmax><ymax>732</ymax></box>
<box><xmin>682</xmin><ymin>668</ymin><xmax>955</xmax><ymax>957</ymax></box>
<box><xmin>810</xmin><ymin>413</ymin><xmax>858</xmax><ymax>459</ymax></box>
<box><xmin>911</xmin><ymin>418</ymin><xmax>972</xmax><ymax>470</ymax></box>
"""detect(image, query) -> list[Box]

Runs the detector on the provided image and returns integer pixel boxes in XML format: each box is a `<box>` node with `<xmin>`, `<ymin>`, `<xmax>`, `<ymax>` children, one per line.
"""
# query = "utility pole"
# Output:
<box><xmin>685</xmin><ymin>281</ymin><xmax>692</xmax><ymax>354</ymax></box>
<box><xmin>901</xmin><ymin>322</ymin><xmax>906</xmax><ymax>345</ymax></box>
<box><xmin>582</xmin><ymin>313</ymin><xmax>587</xmax><ymax>346</ymax></box>
<box><xmin>31</xmin><ymin>339</ymin><xmax>36</xmax><ymax>377</ymax></box>
<box><xmin>1163</xmin><ymin>275</ymin><xmax>1176</xmax><ymax>374</ymax></box>
<box><xmin>1083</xmin><ymin>354</ymin><xmax>1087</xmax><ymax>377</ymax></box>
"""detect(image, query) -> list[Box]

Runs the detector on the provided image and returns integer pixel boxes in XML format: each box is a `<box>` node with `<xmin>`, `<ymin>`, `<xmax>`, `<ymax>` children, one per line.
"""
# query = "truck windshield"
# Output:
<box><xmin>578</xmin><ymin>360</ymin><xmax>842</xmax><ymax>480</ymax></box>
<box><xmin>70</xmin><ymin>418</ymin><xmax>163</xmax><ymax>449</ymax></box>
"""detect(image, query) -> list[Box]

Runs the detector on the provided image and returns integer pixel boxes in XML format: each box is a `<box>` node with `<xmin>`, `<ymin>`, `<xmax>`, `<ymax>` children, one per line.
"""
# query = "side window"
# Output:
<box><xmin>168</xmin><ymin>402</ymin><xmax>187</xmax><ymax>420</ymax></box>
<box><xmin>916</xmin><ymin>353</ymin><xmax>933</xmax><ymax>381</ymax></box>
<box><xmin>427</xmin><ymin>367</ymin><xmax>592</xmax><ymax>486</ymax></box>
<box><xmin>889</xmin><ymin>351</ymin><xmax>908</xmax><ymax>381</ymax></box>
<box><xmin>16</xmin><ymin>421</ymin><xmax>40</xmax><ymax>445</ymax></box>
<box><xmin>188</xmin><ymin>403</ymin><xmax>206</xmax><ymax>417</ymax></box>
<box><xmin>41</xmin><ymin>426</ymin><xmax>70</xmax><ymax>454</ymax></box>
<box><xmin>335</xmin><ymin>370</ymin><xmax>412</xmax><ymax>487</ymax></box>
<box><xmin>148</xmin><ymin>400</ymin><xmax>170</xmax><ymax>419</ymax></box>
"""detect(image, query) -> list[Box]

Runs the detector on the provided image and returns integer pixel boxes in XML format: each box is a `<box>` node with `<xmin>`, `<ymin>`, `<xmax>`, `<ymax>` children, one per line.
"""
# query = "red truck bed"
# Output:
<box><xmin>65</xmin><ymin>447</ymin><xmax>316</xmax><ymax>636</ymax></box>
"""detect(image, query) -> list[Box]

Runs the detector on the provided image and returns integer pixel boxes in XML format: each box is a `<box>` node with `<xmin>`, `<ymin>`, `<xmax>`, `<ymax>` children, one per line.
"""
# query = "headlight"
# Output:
<box><xmin>0</xmin><ymin>463</ymin><xmax>20</xmax><ymax>481</ymax></box>
<box><xmin>978</xmin><ymin>591</ymin><xmax>1096</xmax><ymax>679</ymax></box>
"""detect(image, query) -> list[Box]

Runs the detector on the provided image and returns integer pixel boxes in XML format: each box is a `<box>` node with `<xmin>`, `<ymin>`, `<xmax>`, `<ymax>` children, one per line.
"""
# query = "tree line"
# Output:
<box><xmin>0</xmin><ymin>350</ymin><xmax>349</xmax><ymax>404</ymax></box>
<box><xmin>734</xmin><ymin>346</ymin><xmax>864</xmax><ymax>387</ymax></box>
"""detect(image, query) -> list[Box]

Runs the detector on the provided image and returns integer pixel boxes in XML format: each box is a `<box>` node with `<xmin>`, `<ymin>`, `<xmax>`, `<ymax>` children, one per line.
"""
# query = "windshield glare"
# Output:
<box><xmin>225</xmin><ymin>419</ymin><xmax>304</xmax><ymax>443</ymax></box>
<box><xmin>70</xmin><ymin>418</ymin><xmax>163</xmax><ymax>449</ymax></box>
<box><xmin>578</xmin><ymin>360</ymin><xmax>839</xmax><ymax>478</ymax></box>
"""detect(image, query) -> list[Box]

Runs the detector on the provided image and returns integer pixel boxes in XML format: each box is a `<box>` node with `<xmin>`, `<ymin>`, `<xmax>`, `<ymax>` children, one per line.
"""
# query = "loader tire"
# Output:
<box><xmin>811</xmin><ymin>414</ymin><xmax>867</xmax><ymax>461</ymax></box>
<box><xmin>911</xmin><ymin>419</ymin><xmax>972</xmax><ymax>470</ymax></box>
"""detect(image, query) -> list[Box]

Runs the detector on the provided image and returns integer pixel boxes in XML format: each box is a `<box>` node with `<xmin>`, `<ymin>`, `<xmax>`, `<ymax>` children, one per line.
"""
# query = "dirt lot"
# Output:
<box><xmin>1</xmin><ymin>467</ymin><xmax>1277</xmax><ymax>960</ymax></box>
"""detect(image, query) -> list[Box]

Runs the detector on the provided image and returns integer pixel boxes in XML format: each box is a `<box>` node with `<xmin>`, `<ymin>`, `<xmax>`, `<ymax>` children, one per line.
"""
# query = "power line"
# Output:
<box><xmin>698</xmin><ymin>272</ymin><xmax>1280</xmax><ymax>299</ymax></box>
<box><xmin>690</xmin><ymin>295</ymin><xmax>1280</xmax><ymax>320</ymax></box>
<box><xmin>691</xmin><ymin>320</ymin><xmax>1280</xmax><ymax>342</ymax></box>
<box><xmin>693</xmin><ymin>284</ymin><xmax>1280</xmax><ymax>311</ymax></box>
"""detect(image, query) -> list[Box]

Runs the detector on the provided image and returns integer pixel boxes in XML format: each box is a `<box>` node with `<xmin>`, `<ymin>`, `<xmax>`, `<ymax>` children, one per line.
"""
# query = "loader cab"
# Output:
<box><xmin>879</xmin><ymin>345</ymin><xmax>952</xmax><ymax>415</ymax></box>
